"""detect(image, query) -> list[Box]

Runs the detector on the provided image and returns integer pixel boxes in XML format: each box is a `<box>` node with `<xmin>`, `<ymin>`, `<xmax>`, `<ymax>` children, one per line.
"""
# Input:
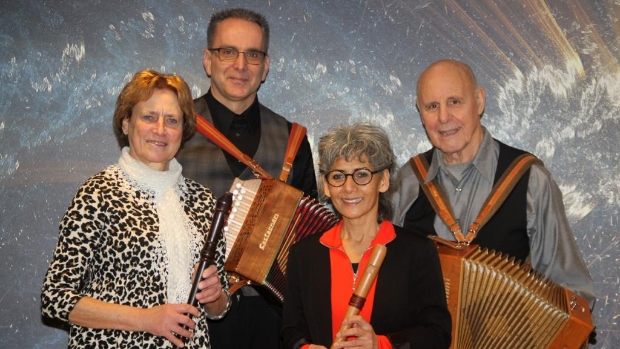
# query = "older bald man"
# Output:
<box><xmin>392</xmin><ymin>59</ymin><xmax>595</xmax><ymax>311</ymax></box>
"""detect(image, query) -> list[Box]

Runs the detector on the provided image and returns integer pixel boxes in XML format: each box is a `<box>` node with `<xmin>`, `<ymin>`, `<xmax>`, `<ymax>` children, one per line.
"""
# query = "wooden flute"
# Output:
<box><xmin>177</xmin><ymin>192</ymin><xmax>233</xmax><ymax>345</ymax></box>
<box><xmin>330</xmin><ymin>244</ymin><xmax>387</xmax><ymax>349</ymax></box>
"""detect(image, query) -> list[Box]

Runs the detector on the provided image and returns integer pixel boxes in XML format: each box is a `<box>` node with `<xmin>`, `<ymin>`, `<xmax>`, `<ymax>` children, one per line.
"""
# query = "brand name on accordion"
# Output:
<box><xmin>259</xmin><ymin>213</ymin><xmax>280</xmax><ymax>250</ymax></box>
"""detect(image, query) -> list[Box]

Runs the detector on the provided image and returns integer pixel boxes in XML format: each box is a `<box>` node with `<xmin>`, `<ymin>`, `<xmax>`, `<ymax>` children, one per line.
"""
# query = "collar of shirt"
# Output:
<box><xmin>205</xmin><ymin>89</ymin><xmax>261</xmax><ymax>133</ymax></box>
<box><xmin>319</xmin><ymin>220</ymin><xmax>396</xmax><ymax>250</ymax></box>
<box><xmin>427</xmin><ymin>126</ymin><xmax>497</xmax><ymax>185</ymax></box>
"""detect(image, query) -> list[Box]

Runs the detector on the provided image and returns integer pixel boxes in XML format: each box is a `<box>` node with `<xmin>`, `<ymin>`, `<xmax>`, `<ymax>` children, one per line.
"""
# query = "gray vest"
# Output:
<box><xmin>177</xmin><ymin>97</ymin><xmax>291</xmax><ymax>198</ymax></box>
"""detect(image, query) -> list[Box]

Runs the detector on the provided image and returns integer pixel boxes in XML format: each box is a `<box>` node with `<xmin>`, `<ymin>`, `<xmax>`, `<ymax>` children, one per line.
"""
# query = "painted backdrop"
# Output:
<box><xmin>1</xmin><ymin>0</ymin><xmax>618</xmax><ymax>348</ymax></box>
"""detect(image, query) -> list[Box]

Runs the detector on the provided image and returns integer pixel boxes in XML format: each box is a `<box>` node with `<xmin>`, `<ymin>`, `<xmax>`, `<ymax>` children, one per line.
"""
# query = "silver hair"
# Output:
<box><xmin>317</xmin><ymin>123</ymin><xmax>398</xmax><ymax>222</ymax></box>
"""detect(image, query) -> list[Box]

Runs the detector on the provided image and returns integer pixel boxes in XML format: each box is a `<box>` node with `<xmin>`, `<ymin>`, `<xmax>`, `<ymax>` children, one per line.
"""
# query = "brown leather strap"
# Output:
<box><xmin>468</xmin><ymin>154</ymin><xmax>543</xmax><ymax>238</ymax></box>
<box><xmin>410</xmin><ymin>152</ymin><xmax>542</xmax><ymax>244</ymax></box>
<box><xmin>410</xmin><ymin>155</ymin><xmax>465</xmax><ymax>241</ymax></box>
<box><xmin>279</xmin><ymin>123</ymin><xmax>307</xmax><ymax>182</ymax></box>
<box><xmin>227</xmin><ymin>273</ymin><xmax>252</xmax><ymax>296</ymax></box>
<box><xmin>195</xmin><ymin>113</ymin><xmax>272</xmax><ymax>179</ymax></box>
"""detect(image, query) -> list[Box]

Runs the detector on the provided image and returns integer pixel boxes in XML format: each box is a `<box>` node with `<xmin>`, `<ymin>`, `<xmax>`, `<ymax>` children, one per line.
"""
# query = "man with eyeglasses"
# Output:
<box><xmin>177</xmin><ymin>7</ymin><xmax>318</xmax><ymax>349</ymax></box>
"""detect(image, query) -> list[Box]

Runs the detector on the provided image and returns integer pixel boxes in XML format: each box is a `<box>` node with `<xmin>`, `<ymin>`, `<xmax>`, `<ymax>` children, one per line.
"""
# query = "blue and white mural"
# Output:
<box><xmin>1</xmin><ymin>1</ymin><xmax>618</xmax><ymax>347</ymax></box>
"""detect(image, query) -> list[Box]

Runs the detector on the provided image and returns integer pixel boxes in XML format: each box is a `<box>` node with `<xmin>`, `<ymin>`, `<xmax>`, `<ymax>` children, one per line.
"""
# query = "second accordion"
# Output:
<box><xmin>223</xmin><ymin>177</ymin><xmax>338</xmax><ymax>302</ymax></box>
<box><xmin>433</xmin><ymin>237</ymin><xmax>593</xmax><ymax>349</ymax></box>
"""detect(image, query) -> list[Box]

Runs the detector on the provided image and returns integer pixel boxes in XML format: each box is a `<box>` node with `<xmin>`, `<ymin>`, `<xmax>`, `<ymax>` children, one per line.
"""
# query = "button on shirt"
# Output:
<box><xmin>391</xmin><ymin>127</ymin><xmax>596</xmax><ymax>308</ymax></box>
<box><xmin>428</xmin><ymin>131</ymin><xmax>497</xmax><ymax>241</ymax></box>
<box><xmin>207</xmin><ymin>91</ymin><xmax>261</xmax><ymax>177</ymax></box>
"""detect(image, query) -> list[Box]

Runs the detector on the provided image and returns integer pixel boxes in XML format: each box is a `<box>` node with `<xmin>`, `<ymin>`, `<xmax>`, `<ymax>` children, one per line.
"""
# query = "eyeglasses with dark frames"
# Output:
<box><xmin>208</xmin><ymin>47</ymin><xmax>267</xmax><ymax>65</ymax></box>
<box><xmin>323</xmin><ymin>168</ymin><xmax>385</xmax><ymax>187</ymax></box>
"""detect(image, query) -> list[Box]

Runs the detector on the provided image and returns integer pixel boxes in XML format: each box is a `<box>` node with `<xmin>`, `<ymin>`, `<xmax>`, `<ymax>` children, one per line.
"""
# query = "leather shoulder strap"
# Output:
<box><xmin>279</xmin><ymin>122</ymin><xmax>307</xmax><ymax>182</ymax></box>
<box><xmin>468</xmin><ymin>154</ymin><xmax>542</xmax><ymax>237</ymax></box>
<box><xmin>409</xmin><ymin>154</ymin><xmax>465</xmax><ymax>241</ymax></box>
<box><xmin>195</xmin><ymin>113</ymin><xmax>272</xmax><ymax>179</ymax></box>
<box><xmin>409</xmin><ymin>152</ymin><xmax>542</xmax><ymax>244</ymax></box>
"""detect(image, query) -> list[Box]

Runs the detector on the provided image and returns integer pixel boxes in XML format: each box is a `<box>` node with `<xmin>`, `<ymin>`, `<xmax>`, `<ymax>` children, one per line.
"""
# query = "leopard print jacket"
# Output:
<box><xmin>41</xmin><ymin>164</ymin><xmax>229</xmax><ymax>348</ymax></box>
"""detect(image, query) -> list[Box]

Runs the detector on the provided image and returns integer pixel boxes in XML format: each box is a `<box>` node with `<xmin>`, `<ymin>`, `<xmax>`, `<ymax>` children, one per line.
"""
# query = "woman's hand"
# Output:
<box><xmin>333</xmin><ymin>315</ymin><xmax>378</xmax><ymax>349</ymax></box>
<box><xmin>140</xmin><ymin>265</ymin><xmax>226</xmax><ymax>347</ymax></box>
<box><xmin>194</xmin><ymin>264</ymin><xmax>223</xmax><ymax>305</ymax></box>
<box><xmin>141</xmin><ymin>263</ymin><xmax>226</xmax><ymax>347</ymax></box>
<box><xmin>67</xmin><ymin>296</ymin><xmax>200</xmax><ymax>347</ymax></box>
<box><xmin>193</xmin><ymin>264</ymin><xmax>228</xmax><ymax>318</ymax></box>
<box><xmin>141</xmin><ymin>303</ymin><xmax>200</xmax><ymax>348</ymax></box>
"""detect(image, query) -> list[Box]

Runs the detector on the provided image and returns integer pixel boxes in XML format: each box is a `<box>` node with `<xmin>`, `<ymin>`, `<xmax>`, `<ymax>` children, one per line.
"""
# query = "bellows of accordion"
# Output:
<box><xmin>434</xmin><ymin>238</ymin><xmax>593</xmax><ymax>349</ymax></box>
<box><xmin>224</xmin><ymin>178</ymin><xmax>338</xmax><ymax>302</ymax></box>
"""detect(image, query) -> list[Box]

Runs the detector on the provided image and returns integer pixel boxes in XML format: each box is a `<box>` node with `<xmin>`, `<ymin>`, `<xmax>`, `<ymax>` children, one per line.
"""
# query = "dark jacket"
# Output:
<box><xmin>177</xmin><ymin>94</ymin><xmax>317</xmax><ymax>199</ymax></box>
<box><xmin>282</xmin><ymin>223</ymin><xmax>452</xmax><ymax>349</ymax></box>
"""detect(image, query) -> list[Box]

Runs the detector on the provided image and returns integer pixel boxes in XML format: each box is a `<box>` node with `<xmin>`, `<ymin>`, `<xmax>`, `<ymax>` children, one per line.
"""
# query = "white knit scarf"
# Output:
<box><xmin>118</xmin><ymin>147</ymin><xmax>192</xmax><ymax>304</ymax></box>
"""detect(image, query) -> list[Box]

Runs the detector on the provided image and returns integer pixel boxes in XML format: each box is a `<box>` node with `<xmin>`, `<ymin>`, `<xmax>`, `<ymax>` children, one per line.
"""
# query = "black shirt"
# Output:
<box><xmin>204</xmin><ymin>90</ymin><xmax>318</xmax><ymax>198</ymax></box>
<box><xmin>206</xmin><ymin>91</ymin><xmax>261</xmax><ymax>177</ymax></box>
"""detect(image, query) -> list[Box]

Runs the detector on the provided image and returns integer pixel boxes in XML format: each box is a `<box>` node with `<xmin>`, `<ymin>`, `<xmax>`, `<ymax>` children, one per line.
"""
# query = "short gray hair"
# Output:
<box><xmin>317</xmin><ymin>123</ymin><xmax>397</xmax><ymax>222</ymax></box>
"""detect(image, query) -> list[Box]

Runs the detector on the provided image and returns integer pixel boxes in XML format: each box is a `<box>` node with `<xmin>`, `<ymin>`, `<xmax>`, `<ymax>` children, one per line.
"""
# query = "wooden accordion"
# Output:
<box><xmin>432</xmin><ymin>237</ymin><xmax>593</xmax><ymax>349</ymax></box>
<box><xmin>223</xmin><ymin>177</ymin><xmax>338</xmax><ymax>302</ymax></box>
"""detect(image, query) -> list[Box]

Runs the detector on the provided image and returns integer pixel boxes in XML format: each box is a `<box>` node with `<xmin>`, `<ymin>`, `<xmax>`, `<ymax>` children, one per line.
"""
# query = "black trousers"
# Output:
<box><xmin>208</xmin><ymin>290</ymin><xmax>283</xmax><ymax>349</ymax></box>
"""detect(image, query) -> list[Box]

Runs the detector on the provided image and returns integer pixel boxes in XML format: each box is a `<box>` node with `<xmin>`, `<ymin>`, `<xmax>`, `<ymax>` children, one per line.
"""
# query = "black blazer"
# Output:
<box><xmin>282</xmin><ymin>224</ymin><xmax>452</xmax><ymax>349</ymax></box>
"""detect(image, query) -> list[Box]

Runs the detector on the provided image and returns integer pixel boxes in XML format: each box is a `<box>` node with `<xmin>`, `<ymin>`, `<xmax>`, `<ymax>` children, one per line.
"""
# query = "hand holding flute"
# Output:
<box><xmin>176</xmin><ymin>193</ymin><xmax>233</xmax><ymax>346</ymax></box>
<box><xmin>331</xmin><ymin>244</ymin><xmax>387</xmax><ymax>349</ymax></box>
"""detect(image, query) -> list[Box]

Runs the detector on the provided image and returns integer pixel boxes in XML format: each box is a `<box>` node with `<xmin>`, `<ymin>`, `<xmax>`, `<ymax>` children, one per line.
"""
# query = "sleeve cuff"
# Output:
<box><xmin>204</xmin><ymin>289</ymin><xmax>231</xmax><ymax>320</ymax></box>
<box><xmin>292</xmin><ymin>338</ymin><xmax>311</xmax><ymax>349</ymax></box>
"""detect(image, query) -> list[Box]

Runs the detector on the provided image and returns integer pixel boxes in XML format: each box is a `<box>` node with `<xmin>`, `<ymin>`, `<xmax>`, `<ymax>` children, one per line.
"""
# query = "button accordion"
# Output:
<box><xmin>223</xmin><ymin>178</ymin><xmax>339</xmax><ymax>302</ymax></box>
<box><xmin>433</xmin><ymin>237</ymin><xmax>593</xmax><ymax>349</ymax></box>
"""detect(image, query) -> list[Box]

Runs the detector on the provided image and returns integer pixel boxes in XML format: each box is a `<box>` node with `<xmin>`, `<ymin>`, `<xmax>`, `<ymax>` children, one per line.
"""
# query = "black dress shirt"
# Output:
<box><xmin>204</xmin><ymin>90</ymin><xmax>318</xmax><ymax>198</ymax></box>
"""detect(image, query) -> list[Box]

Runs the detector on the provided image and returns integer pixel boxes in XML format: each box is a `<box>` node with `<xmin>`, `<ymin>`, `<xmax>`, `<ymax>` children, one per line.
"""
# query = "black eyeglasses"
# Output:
<box><xmin>323</xmin><ymin>168</ymin><xmax>384</xmax><ymax>187</ymax></box>
<box><xmin>208</xmin><ymin>47</ymin><xmax>267</xmax><ymax>65</ymax></box>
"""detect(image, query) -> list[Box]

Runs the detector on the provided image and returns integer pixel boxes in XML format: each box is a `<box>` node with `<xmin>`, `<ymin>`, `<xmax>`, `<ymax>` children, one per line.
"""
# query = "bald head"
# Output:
<box><xmin>416</xmin><ymin>59</ymin><xmax>478</xmax><ymax>102</ymax></box>
<box><xmin>414</xmin><ymin>59</ymin><xmax>486</xmax><ymax>164</ymax></box>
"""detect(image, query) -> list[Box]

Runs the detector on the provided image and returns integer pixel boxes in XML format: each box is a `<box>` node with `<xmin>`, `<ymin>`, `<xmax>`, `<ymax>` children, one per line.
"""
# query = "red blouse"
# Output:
<box><xmin>305</xmin><ymin>220</ymin><xmax>396</xmax><ymax>349</ymax></box>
